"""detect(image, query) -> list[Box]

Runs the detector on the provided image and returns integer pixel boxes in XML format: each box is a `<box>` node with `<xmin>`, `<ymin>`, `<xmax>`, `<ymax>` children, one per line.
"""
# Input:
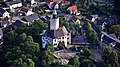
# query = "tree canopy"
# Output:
<box><xmin>102</xmin><ymin>46</ymin><xmax>118</xmax><ymax>67</ymax></box>
<box><xmin>68</xmin><ymin>55</ymin><xmax>80</xmax><ymax>67</ymax></box>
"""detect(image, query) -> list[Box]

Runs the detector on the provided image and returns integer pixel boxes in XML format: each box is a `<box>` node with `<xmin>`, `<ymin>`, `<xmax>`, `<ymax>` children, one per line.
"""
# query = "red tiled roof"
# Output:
<box><xmin>62</xmin><ymin>1</ymin><xmax>70</xmax><ymax>6</ymax></box>
<box><xmin>68</xmin><ymin>6</ymin><xmax>77</xmax><ymax>12</ymax></box>
<box><xmin>20</xmin><ymin>7</ymin><xmax>31</xmax><ymax>13</ymax></box>
<box><xmin>50</xmin><ymin>2</ymin><xmax>57</xmax><ymax>7</ymax></box>
<box><xmin>76</xmin><ymin>11</ymin><xmax>80</xmax><ymax>13</ymax></box>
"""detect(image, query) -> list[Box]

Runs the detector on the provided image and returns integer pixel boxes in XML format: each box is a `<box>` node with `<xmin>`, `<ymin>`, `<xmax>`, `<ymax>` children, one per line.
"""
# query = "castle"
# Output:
<box><xmin>42</xmin><ymin>10</ymin><xmax>71</xmax><ymax>48</ymax></box>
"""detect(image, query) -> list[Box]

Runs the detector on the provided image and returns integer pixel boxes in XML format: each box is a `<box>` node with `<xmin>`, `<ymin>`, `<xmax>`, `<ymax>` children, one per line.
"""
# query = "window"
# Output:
<box><xmin>62</xmin><ymin>37</ymin><xmax>64</xmax><ymax>39</ymax></box>
<box><xmin>55</xmin><ymin>39</ymin><xmax>56</xmax><ymax>42</ymax></box>
<box><xmin>67</xmin><ymin>37</ymin><xmax>69</xmax><ymax>39</ymax></box>
<box><xmin>54</xmin><ymin>44</ymin><xmax>57</xmax><ymax>45</ymax></box>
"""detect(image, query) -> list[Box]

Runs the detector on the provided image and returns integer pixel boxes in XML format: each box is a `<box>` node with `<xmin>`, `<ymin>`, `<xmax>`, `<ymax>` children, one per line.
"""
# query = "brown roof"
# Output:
<box><xmin>54</xmin><ymin>26</ymin><xmax>68</xmax><ymax>37</ymax></box>
<box><xmin>20</xmin><ymin>7</ymin><xmax>31</xmax><ymax>13</ymax></box>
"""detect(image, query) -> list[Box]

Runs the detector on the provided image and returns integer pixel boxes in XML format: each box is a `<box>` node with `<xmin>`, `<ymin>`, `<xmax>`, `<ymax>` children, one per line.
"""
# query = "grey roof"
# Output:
<box><xmin>22</xmin><ymin>14</ymin><xmax>39</xmax><ymax>22</ymax></box>
<box><xmin>86</xmin><ymin>15</ymin><xmax>93</xmax><ymax>20</ymax></box>
<box><xmin>109</xmin><ymin>34</ymin><xmax>117</xmax><ymax>39</ymax></box>
<box><xmin>102</xmin><ymin>32</ymin><xmax>120</xmax><ymax>43</ymax></box>
<box><xmin>69</xmin><ymin>16</ymin><xmax>77</xmax><ymax>22</ymax></box>
<box><xmin>44</xmin><ymin>30</ymin><xmax>55</xmax><ymax>38</ymax></box>
<box><xmin>0</xmin><ymin>8</ymin><xmax>5</xmax><ymax>14</ymax></box>
<box><xmin>44</xmin><ymin>26</ymin><xmax>69</xmax><ymax>38</ymax></box>
<box><xmin>72</xmin><ymin>35</ymin><xmax>87</xmax><ymax>44</ymax></box>
<box><xmin>6</xmin><ymin>0</ymin><xmax>21</xmax><ymax>5</ymax></box>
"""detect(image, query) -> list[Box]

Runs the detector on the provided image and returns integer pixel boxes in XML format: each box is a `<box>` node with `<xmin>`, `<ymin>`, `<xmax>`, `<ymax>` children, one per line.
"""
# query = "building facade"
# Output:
<box><xmin>42</xmin><ymin>10</ymin><xmax>71</xmax><ymax>48</ymax></box>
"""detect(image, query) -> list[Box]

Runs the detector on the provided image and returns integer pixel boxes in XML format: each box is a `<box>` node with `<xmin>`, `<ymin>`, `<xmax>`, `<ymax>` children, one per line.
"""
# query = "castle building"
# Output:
<box><xmin>42</xmin><ymin>10</ymin><xmax>71</xmax><ymax>48</ymax></box>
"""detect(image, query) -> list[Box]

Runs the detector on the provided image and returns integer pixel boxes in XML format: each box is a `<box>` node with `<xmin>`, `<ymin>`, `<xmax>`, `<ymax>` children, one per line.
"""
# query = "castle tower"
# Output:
<box><xmin>50</xmin><ymin>10</ymin><xmax>59</xmax><ymax>30</ymax></box>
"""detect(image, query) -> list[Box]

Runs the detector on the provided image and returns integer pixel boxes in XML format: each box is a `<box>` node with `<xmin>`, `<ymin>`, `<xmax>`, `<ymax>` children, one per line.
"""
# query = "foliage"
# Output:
<box><xmin>109</xmin><ymin>25</ymin><xmax>120</xmax><ymax>37</ymax></box>
<box><xmin>68</xmin><ymin>55</ymin><xmax>80</xmax><ymax>67</ymax></box>
<box><xmin>83</xmin><ymin>21</ymin><xmax>92</xmax><ymax>33</ymax></box>
<box><xmin>94</xmin><ymin>25</ymin><xmax>102</xmax><ymax>34</ymax></box>
<box><xmin>102</xmin><ymin>46</ymin><xmax>118</xmax><ymax>67</ymax></box>
<box><xmin>83</xmin><ymin>21</ymin><xmax>99</xmax><ymax>45</ymax></box>
<box><xmin>40</xmin><ymin>50</ymin><xmax>54</xmax><ymax>67</ymax></box>
<box><xmin>82</xmin><ymin>48</ymin><xmax>92</xmax><ymax>58</ymax></box>
<box><xmin>11</xmin><ymin>58</ymin><xmax>34</xmax><ymax>67</ymax></box>
<box><xmin>81</xmin><ymin>59</ymin><xmax>93</xmax><ymax>67</ymax></box>
<box><xmin>87</xmin><ymin>32</ymin><xmax>99</xmax><ymax>45</ymax></box>
<box><xmin>1</xmin><ymin>32</ymin><xmax>40</xmax><ymax>67</ymax></box>
<box><xmin>46</xmin><ymin>44</ymin><xmax>54</xmax><ymax>52</ymax></box>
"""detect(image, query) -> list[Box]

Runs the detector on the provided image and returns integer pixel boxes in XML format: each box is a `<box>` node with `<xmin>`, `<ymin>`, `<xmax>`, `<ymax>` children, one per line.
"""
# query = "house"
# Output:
<box><xmin>0</xmin><ymin>19</ymin><xmax>10</xmax><ymax>28</ymax></box>
<box><xmin>101</xmin><ymin>32</ymin><xmax>120</xmax><ymax>51</ymax></box>
<box><xmin>47</xmin><ymin>2</ymin><xmax>59</xmax><ymax>9</ymax></box>
<box><xmin>94</xmin><ymin>15</ymin><xmax>118</xmax><ymax>25</ymax></box>
<box><xmin>61</xmin><ymin>0</ymin><xmax>70</xmax><ymax>6</ymax></box>
<box><xmin>86</xmin><ymin>15</ymin><xmax>98</xmax><ymax>22</ymax></box>
<box><xmin>0</xmin><ymin>8</ymin><xmax>10</xmax><ymax>18</ymax></box>
<box><xmin>53</xmin><ymin>50</ymin><xmax>76</xmax><ymax>64</ymax></box>
<box><xmin>42</xmin><ymin>10</ymin><xmax>71</xmax><ymax>48</ymax></box>
<box><xmin>13</xmin><ymin>20</ymin><xmax>23</xmax><ymax>29</ymax></box>
<box><xmin>0</xmin><ymin>17</ymin><xmax>12</xmax><ymax>28</ymax></box>
<box><xmin>46</xmin><ymin>0</ymin><xmax>62</xmax><ymax>9</ymax></box>
<box><xmin>23</xmin><ymin>0</ymin><xmax>36</xmax><ymax>6</ymax></box>
<box><xmin>67</xmin><ymin>5</ymin><xmax>80</xmax><ymax>15</ymax></box>
<box><xmin>68</xmin><ymin>16</ymin><xmax>80</xmax><ymax>24</ymax></box>
<box><xmin>22</xmin><ymin>13</ymin><xmax>39</xmax><ymax>26</ymax></box>
<box><xmin>6</xmin><ymin>0</ymin><xmax>22</xmax><ymax>9</ymax></box>
<box><xmin>0</xmin><ymin>2</ymin><xmax>8</xmax><ymax>9</ymax></box>
<box><xmin>72</xmin><ymin>27</ymin><xmax>88</xmax><ymax>45</ymax></box>
<box><xmin>72</xmin><ymin>35</ymin><xmax>89</xmax><ymax>45</ymax></box>
<box><xmin>19</xmin><ymin>7</ymin><xmax>33</xmax><ymax>16</ymax></box>
<box><xmin>67</xmin><ymin>6</ymin><xmax>77</xmax><ymax>14</ymax></box>
<box><xmin>0</xmin><ymin>29</ymin><xmax>3</xmax><ymax>44</ymax></box>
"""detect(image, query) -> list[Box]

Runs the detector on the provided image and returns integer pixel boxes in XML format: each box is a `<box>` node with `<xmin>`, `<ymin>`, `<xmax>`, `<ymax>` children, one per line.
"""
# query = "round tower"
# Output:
<box><xmin>50</xmin><ymin>10</ymin><xmax>59</xmax><ymax>30</ymax></box>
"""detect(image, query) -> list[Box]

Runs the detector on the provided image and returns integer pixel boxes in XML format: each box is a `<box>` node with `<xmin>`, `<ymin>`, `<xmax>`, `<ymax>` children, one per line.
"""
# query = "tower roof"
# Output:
<box><xmin>52</xmin><ymin>10</ymin><xmax>57</xmax><ymax>15</ymax></box>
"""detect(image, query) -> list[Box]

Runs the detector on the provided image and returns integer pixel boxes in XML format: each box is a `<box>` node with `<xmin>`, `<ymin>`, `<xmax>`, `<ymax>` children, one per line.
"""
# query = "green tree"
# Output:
<box><xmin>109</xmin><ymin>25</ymin><xmax>120</xmax><ymax>37</ymax></box>
<box><xmin>40</xmin><ymin>50</ymin><xmax>54</xmax><ymax>67</ymax></box>
<box><xmin>2</xmin><ymin>32</ymin><xmax>40</xmax><ymax>67</ymax></box>
<box><xmin>11</xmin><ymin>58</ymin><xmax>34</xmax><ymax>67</ymax></box>
<box><xmin>81</xmin><ymin>59</ymin><xmax>93</xmax><ymax>67</ymax></box>
<box><xmin>82</xmin><ymin>48</ymin><xmax>92</xmax><ymax>58</ymax></box>
<box><xmin>87</xmin><ymin>32</ymin><xmax>99</xmax><ymax>45</ymax></box>
<box><xmin>95</xmin><ymin>25</ymin><xmax>102</xmax><ymax>34</ymax></box>
<box><xmin>17</xmin><ymin>33</ymin><xmax>27</xmax><ymax>44</ymax></box>
<box><xmin>20</xmin><ymin>41</ymin><xmax>40</xmax><ymax>55</ymax></box>
<box><xmin>84</xmin><ymin>22</ymin><xmax>92</xmax><ymax>36</ymax></box>
<box><xmin>3</xmin><ymin>31</ymin><xmax>17</xmax><ymax>45</ymax></box>
<box><xmin>68</xmin><ymin>55</ymin><xmax>80</xmax><ymax>67</ymax></box>
<box><xmin>46</xmin><ymin>44</ymin><xmax>54</xmax><ymax>52</ymax></box>
<box><xmin>102</xmin><ymin>46</ymin><xmax>118</xmax><ymax>67</ymax></box>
